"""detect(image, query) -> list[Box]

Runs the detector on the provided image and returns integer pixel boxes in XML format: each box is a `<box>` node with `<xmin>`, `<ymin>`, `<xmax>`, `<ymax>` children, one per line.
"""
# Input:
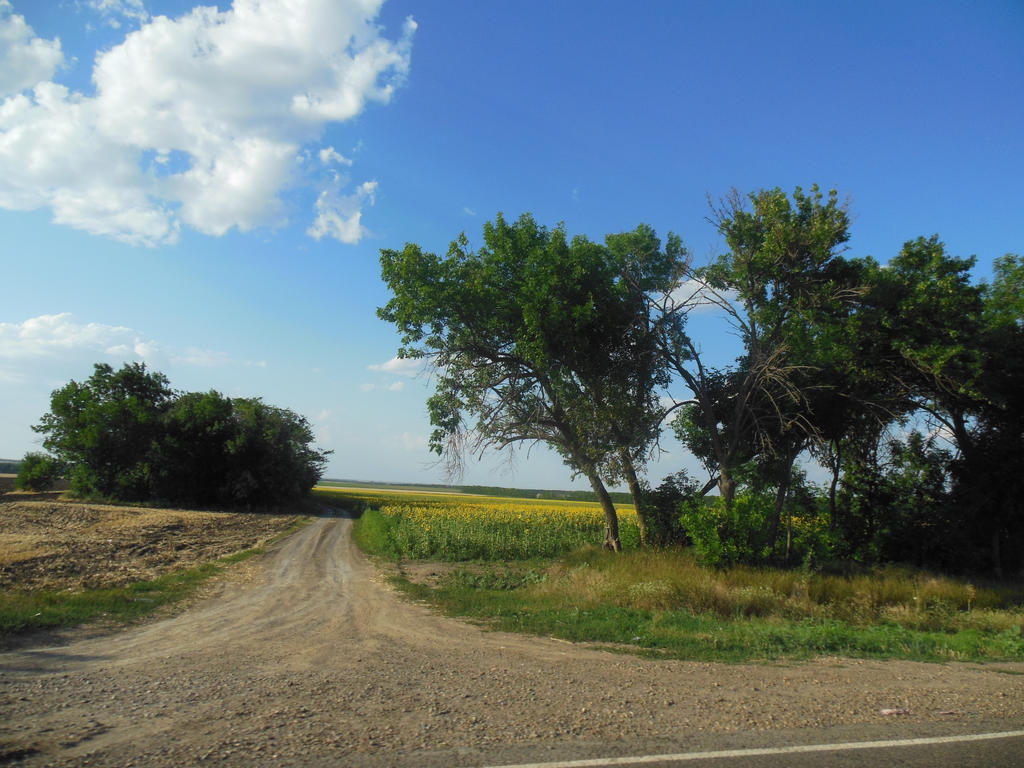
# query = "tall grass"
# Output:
<box><xmin>338</xmin><ymin>487</ymin><xmax>1024</xmax><ymax>662</ymax></box>
<box><xmin>391</xmin><ymin>549</ymin><xmax>1024</xmax><ymax>662</ymax></box>
<box><xmin>542</xmin><ymin>547</ymin><xmax>1024</xmax><ymax>634</ymax></box>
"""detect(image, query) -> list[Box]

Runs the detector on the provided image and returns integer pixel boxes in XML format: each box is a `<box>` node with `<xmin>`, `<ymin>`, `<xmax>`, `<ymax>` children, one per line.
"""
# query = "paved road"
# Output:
<box><xmin>2</xmin><ymin>514</ymin><xmax>1022</xmax><ymax>766</ymax></box>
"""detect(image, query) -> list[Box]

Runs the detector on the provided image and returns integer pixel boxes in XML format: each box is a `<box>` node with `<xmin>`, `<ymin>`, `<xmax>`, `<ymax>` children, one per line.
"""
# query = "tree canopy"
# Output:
<box><xmin>379</xmin><ymin>192</ymin><xmax>1023</xmax><ymax>574</ymax></box>
<box><xmin>379</xmin><ymin>213</ymin><xmax>681</xmax><ymax>549</ymax></box>
<box><xmin>31</xmin><ymin>363</ymin><xmax>329</xmax><ymax>508</ymax></box>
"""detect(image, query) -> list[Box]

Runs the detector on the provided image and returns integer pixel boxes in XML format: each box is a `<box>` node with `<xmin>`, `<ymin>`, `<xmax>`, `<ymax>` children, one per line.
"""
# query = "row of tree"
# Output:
<box><xmin>21</xmin><ymin>362</ymin><xmax>329</xmax><ymax>508</ymax></box>
<box><xmin>378</xmin><ymin>186</ymin><xmax>1023</xmax><ymax>575</ymax></box>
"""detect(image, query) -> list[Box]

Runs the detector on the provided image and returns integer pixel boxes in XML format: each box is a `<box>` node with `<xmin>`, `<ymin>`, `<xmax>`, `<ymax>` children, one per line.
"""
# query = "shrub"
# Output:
<box><xmin>680</xmin><ymin>492</ymin><xmax>774</xmax><ymax>567</ymax></box>
<box><xmin>14</xmin><ymin>452</ymin><xmax>61</xmax><ymax>491</ymax></box>
<box><xmin>643</xmin><ymin>471</ymin><xmax>698</xmax><ymax>547</ymax></box>
<box><xmin>31</xmin><ymin>363</ymin><xmax>329</xmax><ymax>508</ymax></box>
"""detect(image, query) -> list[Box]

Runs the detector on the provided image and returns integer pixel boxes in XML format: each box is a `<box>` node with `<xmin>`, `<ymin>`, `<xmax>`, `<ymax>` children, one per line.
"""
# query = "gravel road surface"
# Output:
<box><xmin>2</xmin><ymin>512</ymin><xmax>1022</xmax><ymax>767</ymax></box>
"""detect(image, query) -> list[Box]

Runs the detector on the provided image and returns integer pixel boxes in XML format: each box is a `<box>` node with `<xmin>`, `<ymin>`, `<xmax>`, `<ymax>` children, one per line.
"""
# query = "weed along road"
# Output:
<box><xmin>2</xmin><ymin>513</ymin><xmax>1022</xmax><ymax>767</ymax></box>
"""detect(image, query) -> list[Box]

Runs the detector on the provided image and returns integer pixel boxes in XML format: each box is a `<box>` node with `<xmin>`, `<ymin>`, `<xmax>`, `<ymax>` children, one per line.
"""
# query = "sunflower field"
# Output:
<box><xmin>317</xmin><ymin>487</ymin><xmax>639</xmax><ymax>559</ymax></box>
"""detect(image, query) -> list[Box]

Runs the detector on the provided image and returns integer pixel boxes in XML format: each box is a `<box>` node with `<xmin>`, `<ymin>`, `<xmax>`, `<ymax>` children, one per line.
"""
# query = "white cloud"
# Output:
<box><xmin>367</xmin><ymin>355</ymin><xmax>423</xmax><ymax>377</ymax></box>
<box><xmin>307</xmin><ymin>178</ymin><xmax>377</xmax><ymax>244</ymax></box>
<box><xmin>0</xmin><ymin>313</ymin><xmax>152</xmax><ymax>360</ymax></box>
<box><xmin>0</xmin><ymin>1</ymin><xmax>63</xmax><ymax>97</ymax></box>
<box><xmin>398</xmin><ymin>431</ymin><xmax>428</xmax><ymax>453</ymax></box>
<box><xmin>86</xmin><ymin>0</ymin><xmax>149</xmax><ymax>28</ymax></box>
<box><xmin>360</xmin><ymin>380</ymin><xmax>406</xmax><ymax>393</ymax></box>
<box><xmin>172</xmin><ymin>346</ymin><xmax>231</xmax><ymax>367</ymax></box>
<box><xmin>319</xmin><ymin>145</ymin><xmax>352</xmax><ymax>166</ymax></box>
<box><xmin>0</xmin><ymin>0</ymin><xmax>416</xmax><ymax>246</ymax></box>
<box><xmin>0</xmin><ymin>313</ymin><xmax>251</xmax><ymax>380</ymax></box>
<box><xmin>668</xmin><ymin>278</ymin><xmax>740</xmax><ymax>314</ymax></box>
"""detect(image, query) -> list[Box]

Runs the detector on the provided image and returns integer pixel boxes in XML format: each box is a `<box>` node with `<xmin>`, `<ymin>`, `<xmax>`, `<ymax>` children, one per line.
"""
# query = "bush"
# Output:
<box><xmin>32</xmin><ymin>362</ymin><xmax>330</xmax><ymax>508</ymax></box>
<box><xmin>643</xmin><ymin>471</ymin><xmax>698</xmax><ymax>547</ymax></box>
<box><xmin>680</xmin><ymin>492</ymin><xmax>775</xmax><ymax>567</ymax></box>
<box><xmin>14</xmin><ymin>452</ymin><xmax>61</xmax><ymax>491</ymax></box>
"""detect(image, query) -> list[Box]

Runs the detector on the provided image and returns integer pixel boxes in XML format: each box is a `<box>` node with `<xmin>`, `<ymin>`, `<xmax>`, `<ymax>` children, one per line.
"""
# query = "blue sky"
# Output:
<box><xmin>1</xmin><ymin>0</ymin><xmax>1021</xmax><ymax>490</ymax></box>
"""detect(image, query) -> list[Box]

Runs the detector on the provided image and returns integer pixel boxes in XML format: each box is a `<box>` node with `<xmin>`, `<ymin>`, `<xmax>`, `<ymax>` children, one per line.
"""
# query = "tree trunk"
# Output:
<box><xmin>619</xmin><ymin>450</ymin><xmax>648</xmax><ymax>549</ymax></box>
<box><xmin>717</xmin><ymin>466</ymin><xmax>736</xmax><ymax>508</ymax></box>
<box><xmin>768</xmin><ymin>449</ymin><xmax>798</xmax><ymax>560</ymax></box>
<box><xmin>769</xmin><ymin>472</ymin><xmax>789</xmax><ymax>558</ymax></box>
<box><xmin>828</xmin><ymin>440</ymin><xmax>841</xmax><ymax>529</ymax></box>
<box><xmin>992</xmin><ymin>528</ymin><xmax>1003</xmax><ymax>580</ymax></box>
<box><xmin>586</xmin><ymin>469</ymin><xmax>621</xmax><ymax>552</ymax></box>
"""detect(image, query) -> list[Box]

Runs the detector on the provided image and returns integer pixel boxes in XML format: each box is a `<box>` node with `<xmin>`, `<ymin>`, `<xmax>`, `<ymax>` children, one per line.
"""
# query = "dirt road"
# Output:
<box><xmin>2</xmin><ymin>512</ymin><xmax>1022</xmax><ymax>767</ymax></box>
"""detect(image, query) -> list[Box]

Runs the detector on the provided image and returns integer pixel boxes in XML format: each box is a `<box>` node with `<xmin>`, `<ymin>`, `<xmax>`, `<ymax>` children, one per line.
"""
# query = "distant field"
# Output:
<box><xmin>316</xmin><ymin>479</ymin><xmax>633</xmax><ymax>504</ymax></box>
<box><xmin>317</xmin><ymin>480</ymin><xmax>468</xmax><ymax>495</ymax></box>
<box><xmin>316</xmin><ymin>486</ymin><xmax>638</xmax><ymax>558</ymax></box>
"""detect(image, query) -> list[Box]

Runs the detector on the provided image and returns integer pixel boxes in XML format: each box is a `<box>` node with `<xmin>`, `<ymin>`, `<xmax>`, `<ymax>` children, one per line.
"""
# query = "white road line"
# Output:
<box><xmin>476</xmin><ymin>730</ymin><xmax>1024</xmax><ymax>768</ymax></box>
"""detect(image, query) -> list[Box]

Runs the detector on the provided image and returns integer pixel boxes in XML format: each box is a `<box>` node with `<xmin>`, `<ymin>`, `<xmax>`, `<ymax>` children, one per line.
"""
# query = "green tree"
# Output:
<box><xmin>34</xmin><ymin>362</ymin><xmax>173</xmax><ymax>499</ymax></box>
<box><xmin>837</xmin><ymin>431</ymin><xmax>957</xmax><ymax>568</ymax></box>
<box><xmin>832</xmin><ymin>244</ymin><xmax>1024</xmax><ymax>574</ymax></box>
<box><xmin>659</xmin><ymin>185</ymin><xmax>856</xmax><ymax>520</ymax></box>
<box><xmin>861</xmin><ymin>237</ymin><xmax>986</xmax><ymax>455</ymax></box>
<box><xmin>953</xmin><ymin>253</ymin><xmax>1024</xmax><ymax>575</ymax></box>
<box><xmin>149</xmin><ymin>390</ymin><xmax>238</xmax><ymax>506</ymax></box>
<box><xmin>223</xmin><ymin>398</ymin><xmax>329</xmax><ymax>507</ymax></box>
<box><xmin>32</xmin><ymin>364</ymin><xmax>329</xmax><ymax>507</ymax></box>
<box><xmin>379</xmin><ymin>213</ymin><xmax>680</xmax><ymax>550</ymax></box>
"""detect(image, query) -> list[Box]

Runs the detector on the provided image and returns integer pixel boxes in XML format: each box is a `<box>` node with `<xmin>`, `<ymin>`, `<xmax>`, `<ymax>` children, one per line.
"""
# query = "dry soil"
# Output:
<box><xmin>1</xmin><ymin>504</ymin><xmax>1022</xmax><ymax>767</ymax></box>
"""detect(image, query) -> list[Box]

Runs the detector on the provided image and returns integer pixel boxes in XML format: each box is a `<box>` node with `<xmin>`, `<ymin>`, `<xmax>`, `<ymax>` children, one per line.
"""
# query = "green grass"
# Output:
<box><xmin>354</xmin><ymin>509</ymin><xmax>1024</xmax><ymax>663</ymax></box>
<box><xmin>0</xmin><ymin>517</ymin><xmax>311</xmax><ymax>639</ymax></box>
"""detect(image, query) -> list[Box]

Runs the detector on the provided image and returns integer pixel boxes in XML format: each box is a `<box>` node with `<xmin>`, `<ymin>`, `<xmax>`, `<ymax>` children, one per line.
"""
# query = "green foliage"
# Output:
<box><xmin>681</xmin><ymin>492</ymin><xmax>773</xmax><ymax>567</ymax></box>
<box><xmin>662</xmin><ymin>185</ymin><xmax>859</xmax><ymax>512</ymax></box>
<box><xmin>220</xmin><ymin>397</ymin><xmax>327</xmax><ymax>506</ymax></box>
<box><xmin>14</xmin><ymin>451</ymin><xmax>61</xmax><ymax>491</ymax></box>
<box><xmin>984</xmin><ymin>254</ymin><xmax>1024</xmax><ymax>329</ymax></box>
<box><xmin>836</xmin><ymin>432</ymin><xmax>958</xmax><ymax>568</ymax></box>
<box><xmin>149</xmin><ymin>390</ymin><xmax>236</xmax><ymax>505</ymax></box>
<box><xmin>32</xmin><ymin>363</ymin><xmax>328</xmax><ymax>508</ymax></box>
<box><xmin>375</xmin><ymin>190</ymin><xmax>1023</xmax><ymax>573</ymax></box>
<box><xmin>642</xmin><ymin>470</ymin><xmax>699</xmax><ymax>547</ymax></box>
<box><xmin>383</xmin><ymin>546</ymin><xmax>1024</xmax><ymax>663</ymax></box>
<box><xmin>34</xmin><ymin>362</ymin><xmax>173</xmax><ymax>499</ymax></box>
<box><xmin>379</xmin><ymin>212</ymin><xmax>683</xmax><ymax>550</ymax></box>
<box><xmin>352</xmin><ymin>509</ymin><xmax>400</xmax><ymax>559</ymax></box>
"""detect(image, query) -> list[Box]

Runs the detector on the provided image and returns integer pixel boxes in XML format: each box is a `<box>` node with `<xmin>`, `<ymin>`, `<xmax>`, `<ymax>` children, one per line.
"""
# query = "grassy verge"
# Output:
<box><xmin>0</xmin><ymin>517</ymin><xmax>311</xmax><ymax>639</ymax></box>
<box><xmin>355</xmin><ymin>510</ymin><xmax>1024</xmax><ymax>663</ymax></box>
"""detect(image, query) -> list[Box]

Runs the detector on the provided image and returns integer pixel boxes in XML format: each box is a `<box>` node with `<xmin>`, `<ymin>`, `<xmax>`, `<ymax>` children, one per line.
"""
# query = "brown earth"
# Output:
<box><xmin>0</xmin><ymin>493</ymin><xmax>302</xmax><ymax>593</ymax></box>
<box><xmin>1</xmin><ymin>504</ymin><xmax>1023</xmax><ymax>767</ymax></box>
